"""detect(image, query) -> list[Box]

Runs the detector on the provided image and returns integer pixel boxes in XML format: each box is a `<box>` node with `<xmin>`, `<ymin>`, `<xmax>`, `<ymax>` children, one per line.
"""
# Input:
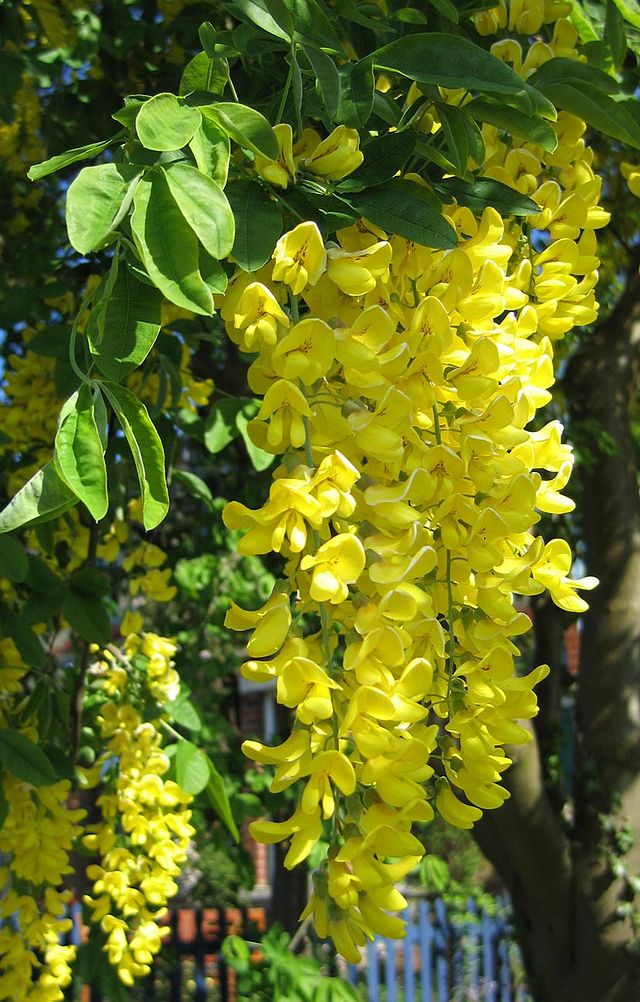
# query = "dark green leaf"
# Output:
<box><xmin>288</xmin><ymin>0</ymin><xmax>343</xmax><ymax>52</ymax></box>
<box><xmin>342</xmin><ymin>179</ymin><xmax>458</xmax><ymax>250</ymax></box>
<box><xmin>349</xmin><ymin>131</ymin><xmax>417</xmax><ymax>186</ymax></box>
<box><xmin>90</xmin><ymin>265</ymin><xmax>162</xmax><ymax>381</ymax></box>
<box><xmin>176</xmin><ymin>739</ymin><xmax>210</xmax><ymax>794</ymax></box>
<box><xmin>131</xmin><ymin>174</ymin><xmax>214</xmax><ymax>315</ymax></box>
<box><xmin>0</xmin><ymin>536</ymin><xmax>28</xmax><ymax>583</ymax></box>
<box><xmin>425</xmin><ymin>0</ymin><xmax>459</xmax><ymax>21</ymax></box>
<box><xmin>62</xmin><ymin>590</ymin><xmax>111</xmax><ymax>645</ymax></box>
<box><xmin>164</xmin><ymin>162</ymin><xmax>235</xmax><ymax>259</ymax></box>
<box><xmin>372</xmin><ymin>34</ymin><xmax>555</xmax><ymax>118</ymax></box>
<box><xmin>26</xmin><ymin>554</ymin><xmax>62</xmax><ymax>593</ymax></box>
<box><xmin>529</xmin><ymin>56</ymin><xmax>620</xmax><ymax>93</ymax></box>
<box><xmin>301</xmin><ymin>44</ymin><xmax>341</xmax><ymax>122</ymax></box>
<box><xmin>54</xmin><ymin>385</ymin><xmax>108</xmax><ymax>521</ymax></box>
<box><xmin>0</xmin><ymin>463</ymin><xmax>77</xmax><ymax>534</ymax></box>
<box><xmin>0</xmin><ymin>785</ymin><xmax>8</xmax><ymax>828</ymax></box>
<box><xmin>172</xmin><ymin>470</ymin><xmax>214</xmax><ymax>508</ymax></box>
<box><xmin>335</xmin><ymin>58</ymin><xmax>375</xmax><ymax>128</ymax></box>
<box><xmin>203</xmin><ymin>103</ymin><xmax>278</xmax><ymax>159</ymax></box>
<box><xmin>533</xmin><ymin>82</ymin><xmax>640</xmax><ymax>148</ymax></box>
<box><xmin>101</xmin><ymin>381</ymin><xmax>170</xmax><ymax>531</ymax></box>
<box><xmin>465</xmin><ymin>97</ymin><xmax>557</xmax><ymax>152</ymax></box>
<box><xmin>0</xmin><ymin>729</ymin><xmax>57</xmax><ymax>786</ymax></box>
<box><xmin>605</xmin><ymin>0</ymin><xmax>627</xmax><ymax>67</ymax></box>
<box><xmin>66</xmin><ymin>164</ymin><xmax>140</xmax><ymax>255</ymax></box>
<box><xmin>69</xmin><ymin>567</ymin><xmax>111</xmax><ymax>598</ymax></box>
<box><xmin>28</xmin><ymin>136</ymin><xmax>121</xmax><ymax>181</ymax></box>
<box><xmin>189</xmin><ymin>116</ymin><xmax>230</xmax><ymax>184</ymax></box>
<box><xmin>0</xmin><ymin>605</ymin><xmax>46</xmax><ymax>668</ymax></box>
<box><xmin>136</xmin><ymin>93</ymin><xmax>202</xmax><ymax>151</ymax></box>
<box><xmin>206</xmin><ymin>755</ymin><xmax>239</xmax><ymax>840</ymax></box>
<box><xmin>434</xmin><ymin>175</ymin><xmax>539</xmax><ymax>216</ymax></box>
<box><xmin>226</xmin><ymin>181</ymin><xmax>283</xmax><ymax>271</ymax></box>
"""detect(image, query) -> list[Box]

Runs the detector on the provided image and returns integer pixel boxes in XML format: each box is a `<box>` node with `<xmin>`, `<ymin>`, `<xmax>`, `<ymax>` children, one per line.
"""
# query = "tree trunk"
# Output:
<box><xmin>474</xmin><ymin>267</ymin><xmax>640</xmax><ymax>1002</ymax></box>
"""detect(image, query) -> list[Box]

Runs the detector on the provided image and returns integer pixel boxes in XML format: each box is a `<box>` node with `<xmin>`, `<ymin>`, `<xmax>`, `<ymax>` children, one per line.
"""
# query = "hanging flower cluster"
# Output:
<box><xmin>222</xmin><ymin>8</ymin><xmax>601</xmax><ymax>961</ymax></box>
<box><xmin>0</xmin><ymin>638</ymin><xmax>85</xmax><ymax>1002</ymax></box>
<box><xmin>82</xmin><ymin>630</ymin><xmax>194</xmax><ymax>986</ymax></box>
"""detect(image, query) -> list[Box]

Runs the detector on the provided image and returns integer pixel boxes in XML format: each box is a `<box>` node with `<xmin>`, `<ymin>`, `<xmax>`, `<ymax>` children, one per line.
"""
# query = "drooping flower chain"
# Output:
<box><xmin>223</xmin><ymin>8</ymin><xmax>602</xmax><ymax>960</ymax></box>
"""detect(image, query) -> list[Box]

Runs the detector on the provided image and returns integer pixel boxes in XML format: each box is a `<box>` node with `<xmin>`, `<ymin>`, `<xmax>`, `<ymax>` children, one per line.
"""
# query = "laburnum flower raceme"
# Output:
<box><xmin>222</xmin><ymin>4</ymin><xmax>600</xmax><ymax>962</ymax></box>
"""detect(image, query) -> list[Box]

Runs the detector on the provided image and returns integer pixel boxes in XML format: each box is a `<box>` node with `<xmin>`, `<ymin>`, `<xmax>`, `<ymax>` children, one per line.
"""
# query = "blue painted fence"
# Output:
<box><xmin>346</xmin><ymin>897</ymin><xmax>532</xmax><ymax>1002</ymax></box>
<box><xmin>60</xmin><ymin>897</ymin><xmax>530</xmax><ymax>1001</ymax></box>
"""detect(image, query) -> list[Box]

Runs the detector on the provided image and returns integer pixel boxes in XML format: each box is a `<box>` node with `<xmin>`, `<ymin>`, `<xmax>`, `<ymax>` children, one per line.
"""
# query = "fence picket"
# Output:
<box><xmin>403</xmin><ymin>907</ymin><xmax>416</xmax><ymax>1002</ymax></box>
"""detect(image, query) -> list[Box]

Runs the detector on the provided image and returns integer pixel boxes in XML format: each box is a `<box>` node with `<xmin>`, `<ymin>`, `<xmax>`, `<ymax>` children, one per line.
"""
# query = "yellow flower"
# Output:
<box><xmin>271</xmin><ymin>318</ymin><xmax>336</xmax><ymax>384</ymax></box>
<box><xmin>302</xmin><ymin>125</ymin><xmax>364</xmax><ymax>181</ymax></box>
<box><xmin>224</xmin><ymin>592</ymin><xmax>291</xmax><ymax>657</ymax></box>
<box><xmin>327</xmin><ymin>240</ymin><xmax>392</xmax><ymax>296</ymax></box>
<box><xmin>254</xmin><ymin>123</ymin><xmax>296</xmax><ymax>188</ymax></box>
<box><xmin>300</xmin><ymin>534</ymin><xmax>366</xmax><ymax>603</ymax></box>
<box><xmin>272</xmin><ymin>222</ymin><xmax>327</xmax><ymax>294</ymax></box>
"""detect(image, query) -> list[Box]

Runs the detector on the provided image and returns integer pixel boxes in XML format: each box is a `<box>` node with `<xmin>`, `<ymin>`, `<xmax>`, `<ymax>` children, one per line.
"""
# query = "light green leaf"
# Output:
<box><xmin>205</xmin><ymin>756</ymin><xmax>239</xmax><ymax>840</ymax></box>
<box><xmin>189</xmin><ymin>116</ymin><xmax>230</xmax><ymax>184</ymax></box>
<box><xmin>180</xmin><ymin>51</ymin><xmax>229</xmax><ymax>96</ymax></box>
<box><xmin>226</xmin><ymin>181</ymin><xmax>283</xmax><ymax>272</ymax></box>
<box><xmin>176</xmin><ymin>739</ymin><xmax>210</xmax><ymax>794</ymax></box>
<box><xmin>372</xmin><ymin>34</ymin><xmax>555</xmax><ymax>118</ymax></box>
<box><xmin>342</xmin><ymin>179</ymin><xmax>457</xmax><ymax>250</ymax></box>
<box><xmin>54</xmin><ymin>385</ymin><xmax>108</xmax><ymax>521</ymax></box>
<box><xmin>301</xmin><ymin>44</ymin><xmax>341</xmax><ymax>122</ymax></box>
<box><xmin>0</xmin><ymin>729</ymin><xmax>57</xmax><ymax>786</ymax></box>
<box><xmin>465</xmin><ymin>98</ymin><xmax>557</xmax><ymax>152</ymax></box>
<box><xmin>136</xmin><ymin>93</ymin><xmax>202</xmax><ymax>151</ymax></box>
<box><xmin>172</xmin><ymin>470</ymin><xmax>214</xmax><ymax>508</ymax></box>
<box><xmin>613</xmin><ymin>0</ymin><xmax>640</xmax><ymax>28</ymax></box>
<box><xmin>131</xmin><ymin>174</ymin><xmax>214</xmax><ymax>315</ymax></box>
<box><xmin>435</xmin><ymin>176</ymin><xmax>539</xmax><ymax>217</ymax></box>
<box><xmin>200</xmin><ymin>250</ymin><xmax>228</xmax><ymax>295</ymax></box>
<box><xmin>0</xmin><ymin>536</ymin><xmax>29</xmax><ymax>583</ymax></box>
<box><xmin>66</xmin><ymin>164</ymin><xmax>140</xmax><ymax>255</ymax></box>
<box><xmin>164</xmin><ymin>162</ymin><xmax>235</xmax><ymax>259</ymax></box>
<box><xmin>393</xmin><ymin>7</ymin><xmax>428</xmax><ymax>23</ymax></box>
<box><xmin>203</xmin><ymin>102</ymin><xmax>278</xmax><ymax>159</ymax></box>
<box><xmin>335</xmin><ymin>58</ymin><xmax>375</xmax><ymax>128</ymax></box>
<box><xmin>204</xmin><ymin>397</ymin><xmax>244</xmax><ymax>453</ymax></box>
<box><xmin>566</xmin><ymin>0</ymin><xmax>601</xmax><ymax>41</ymax></box>
<box><xmin>165</xmin><ymin>690</ymin><xmax>202</xmax><ymax>731</ymax></box>
<box><xmin>0</xmin><ymin>463</ymin><xmax>77</xmax><ymax>534</ymax></box>
<box><xmin>236</xmin><ymin>406</ymin><xmax>276</xmax><ymax>471</ymax></box>
<box><xmin>89</xmin><ymin>265</ymin><xmax>162</xmax><ymax>381</ymax></box>
<box><xmin>231</xmin><ymin>0</ymin><xmax>292</xmax><ymax>40</ymax></box>
<box><xmin>101</xmin><ymin>381</ymin><xmax>170</xmax><ymax>530</ymax></box>
<box><xmin>28</xmin><ymin>135</ymin><xmax>122</xmax><ymax>181</ymax></box>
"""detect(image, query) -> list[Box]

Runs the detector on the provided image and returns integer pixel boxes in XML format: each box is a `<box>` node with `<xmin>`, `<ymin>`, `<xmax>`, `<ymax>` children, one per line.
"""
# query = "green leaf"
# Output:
<box><xmin>236</xmin><ymin>406</ymin><xmax>276</xmax><ymax>470</ymax></box>
<box><xmin>288</xmin><ymin>0</ymin><xmax>343</xmax><ymax>52</ymax></box>
<box><xmin>437</xmin><ymin>103</ymin><xmax>484</xmax><ymax>176</ymax></box>
<box><xmin>532</xmin><ymin>82</ymin><xmax>640</xmax><ymax>149</ymax></box>
<box><xmin>203</xmin><ymin>102</ymin><xmax>278</xmax><ymax>159</ymax></box>
<box><xmin>566</xmin><ymin>0</ymin><xmax>600</xmax><ymax>41</ymax></box>
<box><xmin>0</xmin><ymin>463</ymin><xmax>77</xmax><ymax>534</ymax></box>
<box><xmin>0</xmin><ymin>536</ymin><xmax>28</xmax><ymax>583</ymax></box>
<box><xmin>69</xmin><ymin>566</ymin><xmax>111</xmax><ymax>598</ymax></box>
<box><xmin>131</xmin><ymin>174</ymin><xmax>214</xmax><ymax>315</ymax></box>
<box><xmin>0</xmin><ymin>730</ymin><xmax>57</xmax><ymax>786</ymax></box>
<box><xmin>189</xmin><ymin>116</ymin><xmax>230</xmax><ymax>184</ymax></box>
<box><xmin>613</xmin><ymin>0</ymin><xmax>640</xmax><ymax>28</ymax></box>
<box><xmin>205</xmin><ymin>755</ymin><xmax>239</xmax><ymax>840</ymax></box>
<box><xmin>204</xmin><ymin>397</ymin><xmax>244</xmax><ymax>453</ymax></box>
<box><xmin>393</xmin><ymin>7</ymin><xmax>428</xmax><ymax>23</ymax></box>
<box><xmin>465</xmin><ymin>97</ymin><xmax>558</xmax><ymax>152</ymax></box>
<box><xmin>230</xmin><ymin>0</ymin><xmax>293</xmax><ymax>40</ymax></box>
<box><xmin>62</xmin><ymin>589</ymin><xmax>111</xmax><ymax>645</ymax></box>
<box><xmin>172</xmin><ymin>470</ymin><xmax>214</xmax><ymax>508</ymax></box>
<box><xmin>301</xmin><ymin>44</ymin><xmax>341</xmax><ymax>122</ymax></box>
<box><xmin>349</xmin><ymin>130</ymin><xmax>417</xmax><ymax>187</ymax></box>
<box><xmin>101</xmin><ymin>382</ymin><xmax>170</xmax><ymax>530</ymax></box>
<box><xmin>529</xmin><ymin>56</ymin><xmax>620</xmax><ymax>94</ymax></box>
<box><xmin>605</xmin><ymin>0</ymin><xmax>627</xmax><ymax>66</ymax></box>
<box><xmin>372</xmin><ymin>34</ymin><xmax>554</xmax><ymax>118</ymax></box>
<box><xmin>165</xmin><ymin>690</ymin><xmax>202</xmax><ymax>731</ymax></box>
<box><xmin>226</xmin><ymin>181</ymin><xmax>283</xmax><ymax>271</ymax></box>
<box><xmin>0</xmin><ymin>604</ymin><xmax>46</xmax><ymax>668</ymax></box>
<box><xmin>434</xmin><ymin>176</ymin><xmax>539</xmax><ymax>217</ymax></box>
<box><xmin>425</xmin><ymin>0</ymin><xmax>459</xmax><ymax>21</ymax></box>
<box><xmin>176</xmin><ymin>739</ymin><xmax>210</xmax><ymax>794</ymax></box>
<box><xmin>164</xmin><ymin>162</ymin><xmax>235</xmax><ymax>259</ymax></box>
<box><xmin>0</xmin><ymin>785</ymin><xmax>8</xmax><ymax>829</ymax></box>
<box><xmin>335</xmin><ymin>58</ymin><xmax>375</xmax><ymax>128</ymax></box>
<box><xmin>54</xmin><ymin>385</ymin><xmax>108</xmax><ymax>521</ymax></box>
<box><xmin>90</xmin><ymin>265</ymin><xmax>162</xmax><ymax>381</ymax></box>
<box><xmin>27</xmin><ymin>135</ymin><xmax>121</xmax><ymax>181</ymax></box>
<box><xmin>180</xmin><ymin>51</ymin><xmax>229</xmax><ymax>96</ymax></box>
<box><xmin>342</xmin><ymin>179</ymin><xmax>458</xmax><ymax>250</ymax></box>
<box><xmin>200</xmin><ymin>250</ymin><xmax>229</xmax><ymax>294</ymax></box>
<box><xmin>66</xmin><ymin>164</ymin><xmax>140</xmax><ymax>255</ymax></box>
<box><xmin>136</xmin><ymin>93</ymin><xmax>202</xmax><ymax>151</ymax></box>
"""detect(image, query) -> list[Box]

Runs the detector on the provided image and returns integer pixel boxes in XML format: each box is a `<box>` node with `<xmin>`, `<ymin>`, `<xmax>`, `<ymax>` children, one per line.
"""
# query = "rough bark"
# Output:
<box><xmin>474</xmin><ymin>267</ymin><xmax>640</xmax><ymax>1002</ymax></box>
